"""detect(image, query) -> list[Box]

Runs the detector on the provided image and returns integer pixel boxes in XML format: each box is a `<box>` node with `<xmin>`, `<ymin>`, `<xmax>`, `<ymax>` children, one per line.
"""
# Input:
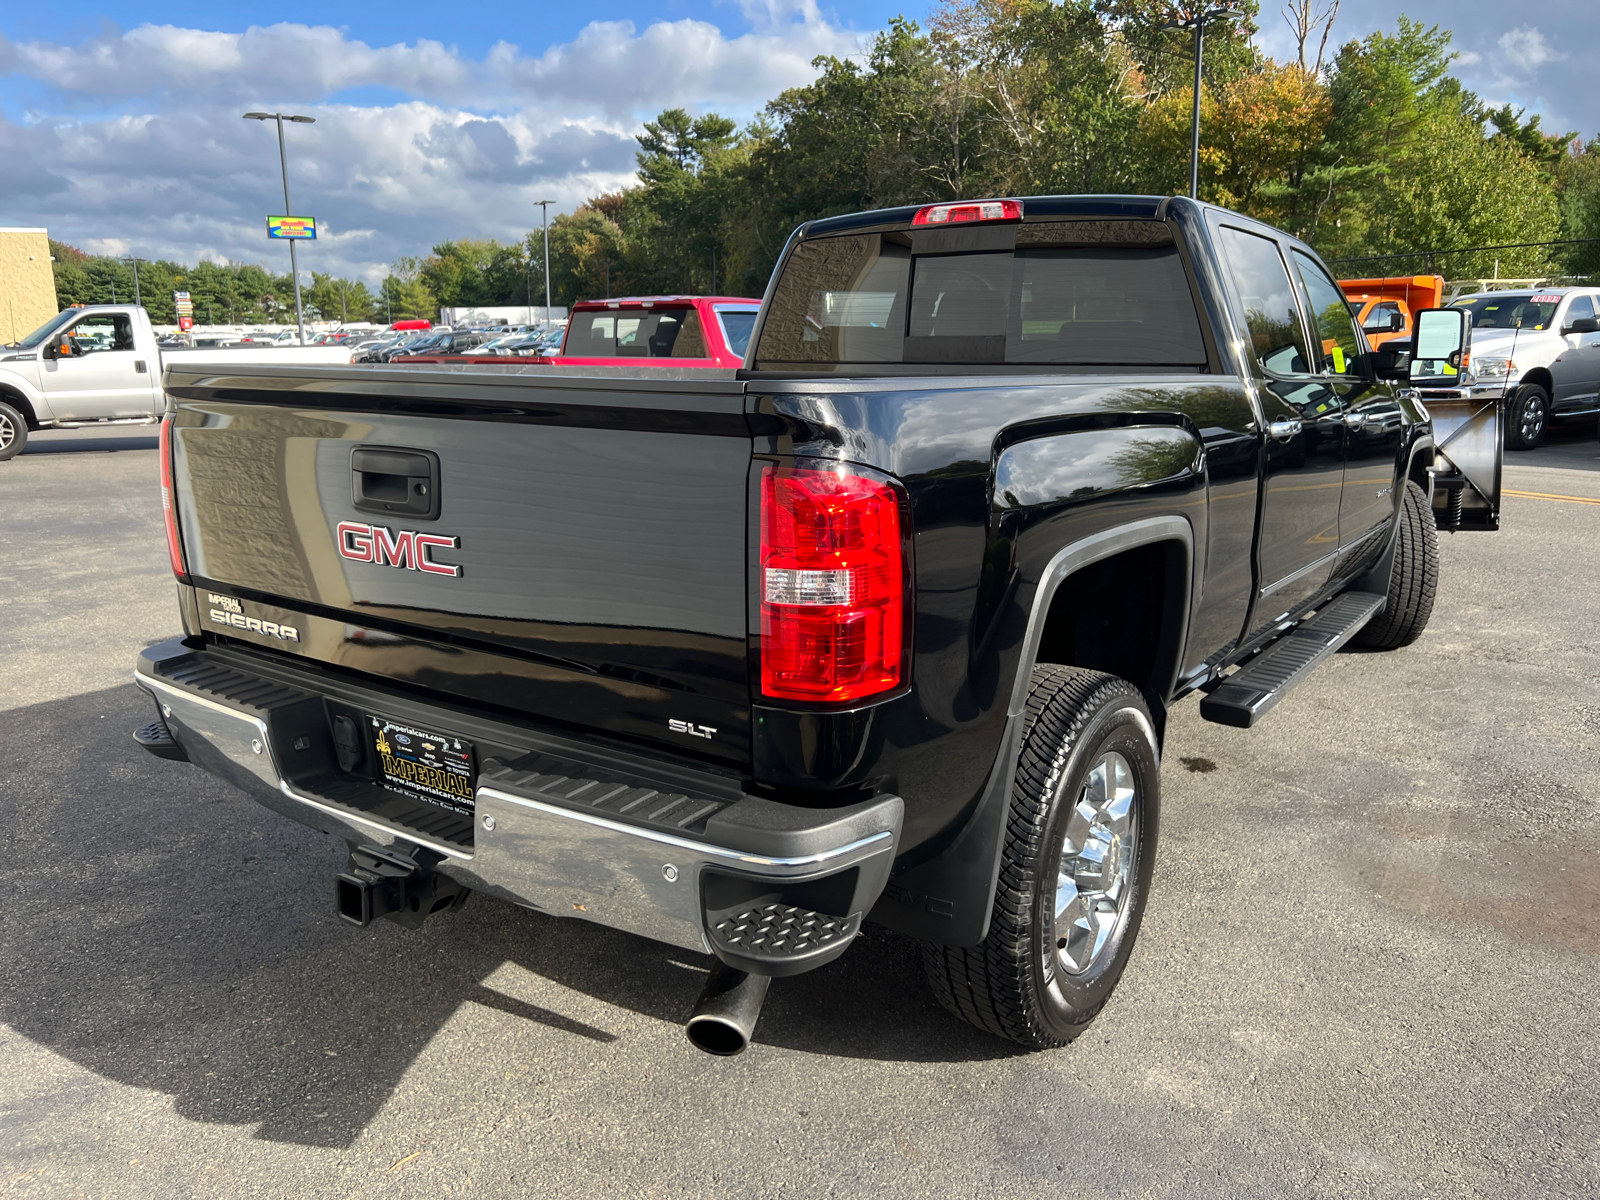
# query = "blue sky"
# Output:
<box><xmin>1</xmin><ymin>1</ymin><xmax>1594</xmax><ymax>285</ymax></box>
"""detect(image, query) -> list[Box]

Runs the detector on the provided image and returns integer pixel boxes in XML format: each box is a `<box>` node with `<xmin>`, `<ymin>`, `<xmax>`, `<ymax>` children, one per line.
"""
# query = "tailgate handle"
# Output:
<box><xmin>352</xmin><ymin>446</ymin><xmax>440</xmax><ymax>520</ymax></box>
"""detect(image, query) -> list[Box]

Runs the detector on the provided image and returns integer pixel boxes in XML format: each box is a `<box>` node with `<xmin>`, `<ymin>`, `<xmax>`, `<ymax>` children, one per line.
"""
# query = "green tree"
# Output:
<box><xmin>379</xmin><ymin>257</ymin><xmax>437</xmax><ymax>322</ymax></box>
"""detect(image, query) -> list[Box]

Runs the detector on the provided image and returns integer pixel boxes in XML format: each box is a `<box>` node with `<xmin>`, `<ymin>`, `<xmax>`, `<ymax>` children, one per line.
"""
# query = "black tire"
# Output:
<box><xmin>0</xmin><ymin>401</ymin><xmax>27</xmax><ymax>462</ymax></box>
<box><xmin>1352</xmin><ymin>479</ymin><xmax>1438</xmax><ymax>650</ymax></box>
<box><xmin>1505</xmin><ymin>383</ymin><xmax>1549</xmax><ymax>451</ymax></box>
<box><xmin>922</xmin><ymin>666</ymin><xmax>1160</xmax><ymax>1049</ymax></box>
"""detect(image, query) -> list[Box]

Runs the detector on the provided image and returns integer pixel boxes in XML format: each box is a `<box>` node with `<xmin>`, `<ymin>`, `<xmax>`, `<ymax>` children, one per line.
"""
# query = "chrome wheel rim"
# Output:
<box><xmin>1050</xmin><ymin>751</ymin><xmax>1137</xmax><ymax>976</ymax></box>
<box><xmin>0</xmin><ymin>413</ymin><xmax>13</xmax><ymax>450</ymax></box>
<box><xmin>1520</xmin><ymin>396</ymin><xmax>1545</xmax><ymax>443</ymax></box>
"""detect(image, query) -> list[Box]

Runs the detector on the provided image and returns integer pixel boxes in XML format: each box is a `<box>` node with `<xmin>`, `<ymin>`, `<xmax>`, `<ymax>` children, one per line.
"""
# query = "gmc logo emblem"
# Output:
<box><xmin>337</xmin><ymin>521</ymin><xmax>462</xmax><ymax>577</ymax></box>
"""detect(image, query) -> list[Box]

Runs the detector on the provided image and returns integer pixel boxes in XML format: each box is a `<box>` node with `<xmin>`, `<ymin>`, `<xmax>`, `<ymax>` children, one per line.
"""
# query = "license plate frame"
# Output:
<box><xmin>368</xmin><ymin>715</ymin><xmax>477</xmax><ymax>815</ymax></box>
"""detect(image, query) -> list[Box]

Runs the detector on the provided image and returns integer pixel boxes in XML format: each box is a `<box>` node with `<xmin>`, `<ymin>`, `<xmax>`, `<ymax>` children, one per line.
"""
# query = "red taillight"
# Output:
<box><xmin>159</xmin><ymin>413</ymin><xmax>188</xmax><ymax>581</ymax></box>
<box><xmin>759</xmin><ymin>463</ymin><xmax>908</xmax><ymax>704</ymax></box>
<box><xmin>911</xmin><ymin>199</ymin><xmax>1023</xmax><ymax>226</ymax></box>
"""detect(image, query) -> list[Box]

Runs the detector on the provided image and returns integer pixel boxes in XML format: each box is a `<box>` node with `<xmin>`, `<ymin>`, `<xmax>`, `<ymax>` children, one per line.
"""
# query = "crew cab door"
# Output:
<box><xmin>41</xmin><ymin>311</ymin><xmax>152</xmax><ymax>419</ymax></box>
<box><xmin>1552</xmin><ymin>294</ymin><xmax>1600</xmax><ymax>413</ymax></box>
<box><xmin>1291</xmin><ymin>251</ymin><xmax>1407</xmax><ymax>569</ymax></box>
<box><xmin>1213</xmin><ymin>224</ymin><xmax>1346</xmax><ymax>635</ymax></box>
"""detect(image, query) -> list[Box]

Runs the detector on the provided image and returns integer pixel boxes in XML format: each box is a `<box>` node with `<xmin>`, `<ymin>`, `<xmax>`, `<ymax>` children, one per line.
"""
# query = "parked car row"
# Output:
<box><xmin>391</xmin><ymin>297</ymin><xmax>760</xmax><ymax>369</ymax></box>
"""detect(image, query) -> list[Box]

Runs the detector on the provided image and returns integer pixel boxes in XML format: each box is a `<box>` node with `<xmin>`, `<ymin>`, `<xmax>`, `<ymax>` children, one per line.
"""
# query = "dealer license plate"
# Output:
<box><xmin>369</xmin><ymin>716</ymin><xmax>477</xmax><ymax>814</ymax></box>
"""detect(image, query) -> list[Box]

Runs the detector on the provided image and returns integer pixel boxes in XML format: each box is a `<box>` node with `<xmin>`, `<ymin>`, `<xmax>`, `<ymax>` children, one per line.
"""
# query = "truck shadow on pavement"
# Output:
<box><xmin>0</xmin><ymin>685</ymin><xmax>1018</xmax><ymax>1149</ymax></box>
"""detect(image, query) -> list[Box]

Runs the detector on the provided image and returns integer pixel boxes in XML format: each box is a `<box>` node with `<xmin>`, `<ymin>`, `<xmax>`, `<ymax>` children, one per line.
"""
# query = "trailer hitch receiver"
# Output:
<box><xmin>335</xmin><ymin>844</ymin><xmax>470</xmax><ymax>929</ymax></box>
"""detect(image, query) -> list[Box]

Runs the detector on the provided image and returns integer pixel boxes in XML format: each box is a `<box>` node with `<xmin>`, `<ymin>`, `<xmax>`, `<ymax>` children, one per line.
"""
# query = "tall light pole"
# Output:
<box><xmin>122</xmin><ymin>257</ymin><xmax>145</xmax><ymax>307</ymax></box>
<box><xmin>243</xmin><ymin>111</ymin><xmax>316</xmax><ymax>344</ymax></box>
<box><xmin>535</xmin><ymin>200</ymin><xmax>555</xmax><ymax>329</ymax></box>
<box><xmin>1161</xmin><ymin>8</ymin><xmax>1242</xmax><ymax>199</ymax></box>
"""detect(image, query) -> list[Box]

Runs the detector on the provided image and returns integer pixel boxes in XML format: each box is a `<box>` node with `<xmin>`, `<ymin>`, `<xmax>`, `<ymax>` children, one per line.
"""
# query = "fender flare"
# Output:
<box><xmin>870</xmin><ymin>515</ymin><xmax>1195</xmax><ymax>947</ymax></box>
<box><xmin>0</xmin><ymin>368</ymin><xmax>50</xmax><ymax>426</ymax></box>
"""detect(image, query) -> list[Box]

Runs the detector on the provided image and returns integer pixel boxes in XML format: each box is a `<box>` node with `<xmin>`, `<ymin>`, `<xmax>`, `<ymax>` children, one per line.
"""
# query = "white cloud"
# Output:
<box><xmin>0</xmin><ymin>14</ymin><xmax>861</xmax><ymax>117</ymax></box>
<box><xmin>0</xmin><ymin>13</ymin><xmax>869</xmax><ymax>282</ymax></box>
<box><xmin>1496</xmin><ymin>26</ymin><xmax>1562</xmax><ymax>75</ymax></box>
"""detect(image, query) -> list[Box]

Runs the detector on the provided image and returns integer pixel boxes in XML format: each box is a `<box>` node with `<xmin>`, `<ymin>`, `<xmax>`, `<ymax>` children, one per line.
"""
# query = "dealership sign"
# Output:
<box><xmin>267</xmin><ymin>215</ymin><xmax>317</xmax><ymax>240</ymax></box>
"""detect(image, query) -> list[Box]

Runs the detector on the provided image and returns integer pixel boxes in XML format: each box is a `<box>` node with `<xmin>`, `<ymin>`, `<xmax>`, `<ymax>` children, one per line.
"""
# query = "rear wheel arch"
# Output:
<box><xmin>1031</xmin><ymin>537</ymin><xmax>1191</xmax><ymax>736</ymax></box>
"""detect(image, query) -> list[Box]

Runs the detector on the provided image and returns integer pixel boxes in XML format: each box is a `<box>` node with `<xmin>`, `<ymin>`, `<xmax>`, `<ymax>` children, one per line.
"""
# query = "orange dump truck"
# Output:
<box><xmin>1338</xmin><ymin>275</ymin><xmax>1445</xmax><ymax>348</ymax></box>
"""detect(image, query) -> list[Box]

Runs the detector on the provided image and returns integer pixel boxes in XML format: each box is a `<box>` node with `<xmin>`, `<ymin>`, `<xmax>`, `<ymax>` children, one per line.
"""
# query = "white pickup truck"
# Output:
<box><xmin>0</xmin><ymin>305</ymin><xmax>356</xmax><ymax>460</ymax></box>
<box><xmin>1452</xmin><ymin>287</ymin><xmax>1600</xmax><ymax>450</ymax></box>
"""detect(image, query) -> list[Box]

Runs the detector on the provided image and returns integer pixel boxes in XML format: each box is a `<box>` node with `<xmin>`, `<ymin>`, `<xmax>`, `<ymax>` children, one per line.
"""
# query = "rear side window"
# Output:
<box><xmin>1216</xmin><ymin>227</ymin><xmax>1311</xmax><ymax>376</ymax></box>
<box><xmin>565</xmin><ymin>308</ymin><xmax>706</xmax><ymax>357</ymax></box>
<box><xmin>753</xmin><ymin>223</ymin><xmax>1207</xmax><ymax>369</ymax></box>
<box><xmin>715</xmin><ymin>308</ymin><xmax>759</xmax><ymax>357</ymax></box>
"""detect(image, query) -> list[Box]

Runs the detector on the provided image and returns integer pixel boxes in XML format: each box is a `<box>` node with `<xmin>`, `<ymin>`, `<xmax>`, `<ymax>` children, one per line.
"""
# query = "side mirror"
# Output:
<box><xmin>1389</xmin><ymin>312</ymin><xmax>1405</xmax><ymax>333</ymax></box>
<box><xmin>1410</xmin><ymin>308</ymin><xmax>1470</xmax><ymax>384</ymax></box>
<box><xmin>44</xmin><ymin>339</ymin><xmax>72</xmax><ymax>360</ymax></box>
<box><xmin>1562</xmin><ymin>316</ymin><xmax>1599</xmax><ymax>335</ymax></box>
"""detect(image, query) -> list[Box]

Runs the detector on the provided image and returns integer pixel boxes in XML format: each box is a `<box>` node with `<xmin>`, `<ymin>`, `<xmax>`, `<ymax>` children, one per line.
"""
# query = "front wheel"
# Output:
<box><xmin>0</xmin><ymin>401</ymin><xmax>27</xmax><ymax>462</ymax></box>
<box><xmin>922</xmin><ymin>667</ymin><xmax>1160</xmax><ymax>1048</ymax></box>
<box><xmin>1352</xmin><ymin>479</ymin><xmax>1438</xmax><ymax>650</ymax></box>
<box><xmin>1505</xmin><ymin>383</ymin><xmax>1549</xmax><ymax>451</ymax></box>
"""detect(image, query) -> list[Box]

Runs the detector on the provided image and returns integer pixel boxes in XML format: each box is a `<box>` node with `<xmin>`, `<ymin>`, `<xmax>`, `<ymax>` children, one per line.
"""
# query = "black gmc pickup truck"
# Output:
<box><xmin>134</xmin><ymin>195</ymin><xmax>1487</xmax><ymax>1055</ymax></box>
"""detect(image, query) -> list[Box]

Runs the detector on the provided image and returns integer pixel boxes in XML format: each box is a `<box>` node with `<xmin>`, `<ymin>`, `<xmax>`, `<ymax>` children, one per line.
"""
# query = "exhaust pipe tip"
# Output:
<box><xmin>686</xmin><ymin>963</ymin><xmax>771</xmax><ymax>1056</ymax></box>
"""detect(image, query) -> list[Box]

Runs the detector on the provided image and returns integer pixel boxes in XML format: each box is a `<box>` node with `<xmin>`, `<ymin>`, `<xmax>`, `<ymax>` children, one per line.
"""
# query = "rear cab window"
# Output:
<box><xmin>752</xmin><ymin>219</ymin><xmax>1208</xmax><ymax>372</ymax></box>
<box><xmin>565</xmin><ymin>308</ymin><xmax>708</xmax><ymax>358</ymax></box>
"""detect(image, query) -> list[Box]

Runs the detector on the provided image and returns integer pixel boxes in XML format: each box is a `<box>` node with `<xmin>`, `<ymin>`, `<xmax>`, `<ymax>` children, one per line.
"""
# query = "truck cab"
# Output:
<box><xmin>0</xmin><ymin>305</ymin><xmax>164</xmax><ymax>428</ymax></box>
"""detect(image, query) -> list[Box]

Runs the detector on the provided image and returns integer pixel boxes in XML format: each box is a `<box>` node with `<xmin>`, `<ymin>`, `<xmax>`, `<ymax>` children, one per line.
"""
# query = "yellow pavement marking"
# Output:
<box><xmin>1503</xmin><ymin>488</ymin><xmax>1600</xmax><ymax>506</ymax></box>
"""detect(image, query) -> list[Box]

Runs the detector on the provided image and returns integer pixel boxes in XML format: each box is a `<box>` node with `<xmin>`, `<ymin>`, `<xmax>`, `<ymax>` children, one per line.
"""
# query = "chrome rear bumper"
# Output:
<box><xmin>134</xmin><ymin>639</ymin><xmax>901</xmax><ymax>972</ymax></box>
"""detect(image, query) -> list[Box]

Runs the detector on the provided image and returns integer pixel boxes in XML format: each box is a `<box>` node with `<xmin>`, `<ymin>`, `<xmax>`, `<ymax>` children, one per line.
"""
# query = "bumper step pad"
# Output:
<box><xmin>1200</xmin><ymin>591</ymin><xmax>1385</xmax><ymax>728</ymax></box>
<box><xmin>710</xmin><ymin>904</ymin><xmax>861</xmax><ymax>962</ymax></box>
<box><xmin>133</xmin><ymin>716</ymin><xmax>189</xmax><ymax>762</ymax></box>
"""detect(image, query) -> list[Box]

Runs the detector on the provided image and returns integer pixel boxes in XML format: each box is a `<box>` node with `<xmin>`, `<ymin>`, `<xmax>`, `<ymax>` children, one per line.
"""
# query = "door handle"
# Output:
<box><xmin>134</xmin><ymin>360</ymin><xmax>148</xmax><ymax>374</ymax></box>
<box><xmin>1267</xmin><ymin>419</ymin><xmax>1302</xmax><ymax>441</ymax></box>
<box><xmin>351</xmin><ymin>446</ymin><xmax>441</xmax><ymax>520</ymax></box>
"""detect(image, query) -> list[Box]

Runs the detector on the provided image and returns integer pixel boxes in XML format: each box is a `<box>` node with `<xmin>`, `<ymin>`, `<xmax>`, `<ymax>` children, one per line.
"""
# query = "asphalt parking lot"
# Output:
<box><xmin>2</xmin><ymin>421</ymin><xmax>1596</xmax><ymax>1199</ymax></box>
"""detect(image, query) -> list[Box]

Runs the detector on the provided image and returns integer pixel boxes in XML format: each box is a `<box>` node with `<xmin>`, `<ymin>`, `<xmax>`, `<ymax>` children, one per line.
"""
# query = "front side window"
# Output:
<box><xmin>1564</xmin><ymin>295</ymin><xmax>1595</xmax><ymax>325</ymax></box>
<box><xmin>64</xmin><ymin>313</ymin><xmax>135</xmax><ymax>355</ymax></box>
<box><xmin>1216</xmin><ymin>227</ymin><xmax>1311</xmax><ymax>376</ymax></box>
<box><xmin>1293</xmin><ymin>251</ymin><xmax>1362</xmax><ymax>376</ymax></box>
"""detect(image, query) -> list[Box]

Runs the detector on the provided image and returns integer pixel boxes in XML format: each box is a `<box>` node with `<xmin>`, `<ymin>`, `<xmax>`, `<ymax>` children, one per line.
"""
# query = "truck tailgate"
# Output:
<box><xmin>166</xmin><ymin>364</ymin><xmax>754</xmax><ymax>766</ymax></box>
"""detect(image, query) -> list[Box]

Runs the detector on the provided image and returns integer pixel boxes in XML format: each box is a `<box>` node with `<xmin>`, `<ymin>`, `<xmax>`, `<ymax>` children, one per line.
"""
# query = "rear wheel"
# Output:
<box><xmin>1505</xmin><ymin>383</ymin><xmax>1549</xmax><ymax>451</ymax></box>
<box><xmin>0</xmin><ymin>401</ymin><xmax>27</xmax><ymax>462</ymax></box>
<box><xmin>1352</xmin><ymin>479</ymin><xmax>1438</xmax><ymax>650</ymax></box>
<box><xmin>922</xmin><ymin>666</ymin><xmax>1160</xmax><ymax>1048</ymax></box>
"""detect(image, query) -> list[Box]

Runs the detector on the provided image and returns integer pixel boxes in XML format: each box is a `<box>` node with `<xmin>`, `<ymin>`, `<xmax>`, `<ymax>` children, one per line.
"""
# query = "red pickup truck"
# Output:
<box><xmin>399</xmin><ymin>296</ymin><xmax>761</xmax><ymax>369</ymax></box>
